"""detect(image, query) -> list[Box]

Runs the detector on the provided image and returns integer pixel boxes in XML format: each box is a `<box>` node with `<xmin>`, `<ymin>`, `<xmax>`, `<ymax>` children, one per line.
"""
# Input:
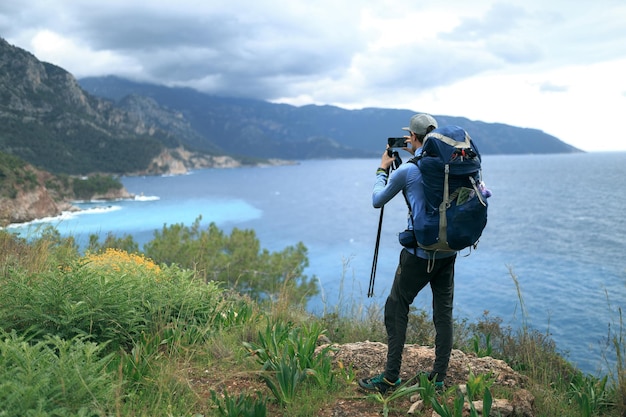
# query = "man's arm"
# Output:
<box><xmin>372</xmin><ymin>164</ymin><xmax>406</xmax><ymax>208</ymax></box>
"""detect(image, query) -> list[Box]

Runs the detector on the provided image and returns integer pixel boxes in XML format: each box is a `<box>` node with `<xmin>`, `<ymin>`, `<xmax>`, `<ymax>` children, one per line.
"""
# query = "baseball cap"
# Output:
<box><xmin>402</xmin><ymin>113</ymin><xmax>438</xmax><ymax>135</ymax></box>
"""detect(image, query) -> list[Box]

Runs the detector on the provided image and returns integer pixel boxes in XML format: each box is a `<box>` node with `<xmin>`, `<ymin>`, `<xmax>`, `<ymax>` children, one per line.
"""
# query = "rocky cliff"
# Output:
<box><xmin>0</xmin><ymin>38</ymin><xmax>225</xmax><ymax>176</ymax></box>
<box><xmin>141</xmin><ymin>146</ymin><xmax>242</xmax><ymax>175</ymax></box>
<box><xmin>0</xmin><ymin>152</ymin><xmax>136</xmax><ymax>227</ymax></box>
<box><xmin>0</xmin><ymin>163</ymin><xmax>71</xmax><ymax>227</ymax></box>
<box><xmin>0</xmin><ymin>185</ymin><xmax>75</xmax><ymax>227</ymax></box>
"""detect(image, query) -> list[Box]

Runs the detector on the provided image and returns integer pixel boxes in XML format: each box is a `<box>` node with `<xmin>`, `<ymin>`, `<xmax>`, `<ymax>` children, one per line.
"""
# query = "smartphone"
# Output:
<box><xmin>387</xmin><ymin>137</ymin><xmax>407</xmax><ymax>148</ymax></box>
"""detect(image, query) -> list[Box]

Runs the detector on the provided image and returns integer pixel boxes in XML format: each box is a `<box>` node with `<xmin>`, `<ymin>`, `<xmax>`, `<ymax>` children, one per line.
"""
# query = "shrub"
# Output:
<box><xmin>71</xmin><ymin>174</ymin><xmax>123</xmax><ymax>200</ymax></box>
<box><xmin>243</xmin><ymin>320</ymin><xmax>338</xmax><ymax>406</ymax></box>
<box><xmin>0</xmin><ymin>247</ymin><xmax>247</xmax><ymax>353</ymax></box>
<box><xmin>0</xmin><ymin>331</ymin><xmax>117</xmax><ymax>415</ymax></box>
<box><xmin>144</xmin><ymin>217</ymin><xmax>319</xmax><ymax>306</ymax></box>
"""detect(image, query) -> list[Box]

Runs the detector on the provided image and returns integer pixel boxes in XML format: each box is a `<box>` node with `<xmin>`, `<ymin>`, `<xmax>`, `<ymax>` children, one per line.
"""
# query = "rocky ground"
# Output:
<box><xmin>323</xmin><ymin>341</ymin><xmax>535</xmax><ymax>416</ymax></box>
<box><xmin>193</xmin><ymin>341</ymin><xmax>536</xmax><ymax>417</ymax></box>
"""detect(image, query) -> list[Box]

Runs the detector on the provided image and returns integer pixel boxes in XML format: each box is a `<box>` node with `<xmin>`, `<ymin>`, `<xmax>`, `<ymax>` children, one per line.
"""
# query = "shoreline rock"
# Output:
<box><xmin>1</xmin><ymin>156</ymin><xmax>295</xmax><ymax>228</ymax></box>
<box><xmin>0</xmin><ymin>186</ymin><xmax>75</xmax><ymax>228</ymax></box>
<box><xmin>132</xmin><ymin>146</ymin><xmax>297</xmax><ymax>176</ymax></box>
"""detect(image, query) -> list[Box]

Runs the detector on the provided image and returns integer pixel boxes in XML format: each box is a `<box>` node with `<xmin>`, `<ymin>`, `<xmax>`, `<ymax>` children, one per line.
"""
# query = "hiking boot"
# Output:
<box><xmin>358</xmin><ymin>373</ymin><xmax>401</xmax><ymax>394</ymax></box>
<box><xmin>415</xmin><ymin>371</ymin><xmax>445</xmax><ymax>390</ymax></box>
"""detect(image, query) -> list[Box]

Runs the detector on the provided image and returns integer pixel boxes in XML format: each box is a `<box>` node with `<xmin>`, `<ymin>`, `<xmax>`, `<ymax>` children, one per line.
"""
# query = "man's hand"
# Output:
<box><xmin>379</xmin><ymin>147</ymin><xmax>395</xmax><ymax>172</ymax></box>
<box><xmin>402</xmin><ymin>135</ymin><xmax>416</xmax><ymax>156</ymax></box>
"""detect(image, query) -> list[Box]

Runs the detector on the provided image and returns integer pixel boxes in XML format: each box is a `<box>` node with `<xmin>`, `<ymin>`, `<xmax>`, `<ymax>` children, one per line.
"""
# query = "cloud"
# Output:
<box><xmin>441</xmin><ymin>3</ymin><xmax>529</xmax><ymax>41</ymax></box>
<box><xmin>29</xmin><ymin>30</ymin><xmax>143</xmax><ymax>77</ymax></box>
<box><xmin>539</xmin><ymin>82</ymin><xmax>568</xmax><ymax>93</ymax></box>
<box><xmin>3</xmin><ymin>0</ymin><xmax>626</xmax><ymax>150</ymax></box>
<box><xmin>39</xmin><ymin>1</ymin><xmax>368</xmax><ymax>100</ymax></box>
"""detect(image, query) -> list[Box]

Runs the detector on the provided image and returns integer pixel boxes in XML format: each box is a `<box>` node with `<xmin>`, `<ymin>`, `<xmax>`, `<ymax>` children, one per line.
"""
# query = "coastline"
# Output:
<box><xmin>1</xmin><ymin>158</ymin><xmax>296</xmax><ymax>228</ymax></box>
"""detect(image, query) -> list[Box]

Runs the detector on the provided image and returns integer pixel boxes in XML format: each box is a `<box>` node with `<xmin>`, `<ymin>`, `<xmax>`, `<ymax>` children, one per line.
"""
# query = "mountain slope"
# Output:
<box><xmin>79</xmin><ymin>76</ymin><xmax>581</xmax><ymax>157</ymax></box>
<box><xmin>0</xmin><ymin>38</ymin><xmax>203</xmax><ymax>175</ymax></box>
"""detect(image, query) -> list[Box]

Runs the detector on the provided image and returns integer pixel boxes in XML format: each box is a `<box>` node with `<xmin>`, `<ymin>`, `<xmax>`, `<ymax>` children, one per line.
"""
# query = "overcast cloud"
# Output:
<box><xmin>2</xmin><ymin>0</ymin><xmax>626</xmax><ymax>151</ymax></box>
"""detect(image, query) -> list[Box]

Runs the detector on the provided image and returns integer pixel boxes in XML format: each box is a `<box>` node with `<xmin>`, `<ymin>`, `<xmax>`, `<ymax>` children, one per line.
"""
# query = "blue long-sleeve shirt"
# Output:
<box><xmin>373</xmin><ymin>154</ymin><xmax>455</xmax><ymax>260</ymax></box>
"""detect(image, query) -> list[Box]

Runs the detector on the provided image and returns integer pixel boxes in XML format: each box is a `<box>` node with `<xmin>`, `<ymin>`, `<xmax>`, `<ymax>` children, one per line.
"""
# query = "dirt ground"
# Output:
<box><xmin>190</xmin><ymin>341</ymin><xmax>533</xmax><ymax>417</ymax></box>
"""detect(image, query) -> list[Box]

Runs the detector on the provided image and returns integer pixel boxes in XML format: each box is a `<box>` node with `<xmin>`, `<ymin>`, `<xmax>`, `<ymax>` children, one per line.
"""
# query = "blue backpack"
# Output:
<box><xmin>409</xmin><ymin>125</ymin><xmax>488</xmax><ymax>252</ymax></box>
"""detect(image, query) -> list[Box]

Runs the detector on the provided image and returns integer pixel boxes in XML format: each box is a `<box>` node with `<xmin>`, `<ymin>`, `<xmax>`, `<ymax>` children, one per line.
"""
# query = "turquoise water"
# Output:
<box><xmin>8</xmin><ymin>153</ymin><xmax>626</xmax><ymax>375</ymax></box>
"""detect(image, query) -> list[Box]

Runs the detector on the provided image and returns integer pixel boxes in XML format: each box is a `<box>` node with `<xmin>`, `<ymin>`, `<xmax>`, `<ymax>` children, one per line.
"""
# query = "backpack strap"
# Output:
<box><xmin>402</xmin><ymin>156</ymin><xmax>422</xmax><ymax>217</ymax></box>
<box><xmin>424</xmin><ymin>131</ymin><xmax>473</xmax><ymax>149</ymax></box>
<box><xmin>408</xmin><ymin>155</ymin><xmax>422</xmax><ymax>164</ymax></box>
<box><xmin>437</xmin><ymin>164</ymin><xmax>450</xmax><ymax>245</ymax></box>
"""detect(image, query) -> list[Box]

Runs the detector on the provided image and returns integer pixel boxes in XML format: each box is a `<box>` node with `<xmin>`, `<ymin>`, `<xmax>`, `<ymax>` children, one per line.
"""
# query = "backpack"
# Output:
<box><xmin>408</xmin><ymin>125</ymin><xmax>488</xmax><ymax>252</ymax></box>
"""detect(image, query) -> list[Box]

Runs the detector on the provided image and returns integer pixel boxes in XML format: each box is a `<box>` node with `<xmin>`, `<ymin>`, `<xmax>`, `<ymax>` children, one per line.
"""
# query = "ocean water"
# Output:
<box><xmin>8</xmin><ymin>153</ymin><xmax>626</xmax><ymax>375</ymax></box>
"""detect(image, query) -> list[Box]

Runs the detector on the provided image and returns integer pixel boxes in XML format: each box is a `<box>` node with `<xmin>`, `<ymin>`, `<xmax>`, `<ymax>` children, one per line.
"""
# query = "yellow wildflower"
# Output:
<box><xmin>83</xmin><ymin>248</ymin><xmax>161</xmax><ymax>276</ymax></box>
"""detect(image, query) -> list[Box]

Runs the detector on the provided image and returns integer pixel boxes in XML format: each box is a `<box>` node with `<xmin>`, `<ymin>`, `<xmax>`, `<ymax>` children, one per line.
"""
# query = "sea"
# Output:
<box><xmin>7</xmin><ymin>152</ymin><xmax>626</xmax><ymax>376</ymax></box>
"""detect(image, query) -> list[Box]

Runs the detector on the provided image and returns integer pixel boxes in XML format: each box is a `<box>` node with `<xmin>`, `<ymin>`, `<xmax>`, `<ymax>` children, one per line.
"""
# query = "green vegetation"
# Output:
<box><xmin>71</xmin><ymin>174</ymin><xmax>123</xmax><ymax>200</ymax></box>
<box><xmin>0</xmin><ymin>225</ymin><xmax>624</xmax><ymax>416</ymax></box>
<box><xmin>141</xmin><ymin>216</ymin><xmax>318</xmax><ymax>306</ymax></box>
<box><xmin>0</xmin><ymin>150</ymin><xmax>129</xmax><ymax>210</ymax></box>
<box><xmin>0</xmin><ymin>152</ymin><xmax>38</xmax><ymax>198</ymax></box>
<box><xmin>0</xmin><ymin>110</ymin><xmax>165</xmax><ymax>175</ymax></box>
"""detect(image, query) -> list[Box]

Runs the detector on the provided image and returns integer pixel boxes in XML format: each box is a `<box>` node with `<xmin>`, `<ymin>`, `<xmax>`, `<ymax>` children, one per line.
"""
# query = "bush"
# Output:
<box><xmin>0</xmin><ymin>247</ymin><xmax>248</xmax><ymax>353</ymax></box>
<box><xmin>0</xmin><ymin>331</ymin><xmax>117</xmax><ymax>415</ymax></box>
<box><xmin>71</xmin><ymin>174</ymin><xmax>123</xmax><ymax>200</ymax></box>
<box><xmin>144</xmin><ymin>216</ymin><xmax>319</xmax><ymax>307</ymax></box>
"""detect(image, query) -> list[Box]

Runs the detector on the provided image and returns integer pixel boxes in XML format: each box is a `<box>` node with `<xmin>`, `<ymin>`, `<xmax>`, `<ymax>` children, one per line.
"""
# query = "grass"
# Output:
<box><xmin>0</xmin><ymin>228</ymin><xmax>625</xmax><ymax>416</ymax></box>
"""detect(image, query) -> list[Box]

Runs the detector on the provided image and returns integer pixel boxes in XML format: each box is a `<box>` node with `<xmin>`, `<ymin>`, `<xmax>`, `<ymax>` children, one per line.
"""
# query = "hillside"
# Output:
<box><xmin>0</xmin><ymin>151</ymin><xmax>139</xmax><ymax>226</ymax></box>
<box><xmin>79</xmin><ymin>76</ymin><xmax>581</xmax><ymax>158</ymax></box>
<box><xmin>3</xmin><ymin>230</ymin><xmax>615</xmax><ymax>416</ymax></box>
<box><xmin>0</xmin><ymin>38</ymin><xmax>229</xmax><ymax>176</ymax></box>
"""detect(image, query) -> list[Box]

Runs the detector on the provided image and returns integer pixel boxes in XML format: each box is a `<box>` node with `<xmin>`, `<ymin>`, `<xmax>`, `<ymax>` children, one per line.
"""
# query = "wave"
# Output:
<box><xmin>134</xmin><ymin>195</ymin><xmax>160</xmax><ymax>201</ymax></box>
<box><xmin>78</xmin><ymin>205</ymin><xmax>123</xmax><ymax>215</ymax></box>
<box><xmin>4</xmin><ymin>195</ymin><xmax>159</xmax><ymax>232</ymax></box>
<box><xmin>6</xmin><ymin>205</ymin><xmax>122</xmax><ymax>229</ymax></box>
<box><xmin>73</xmin><ymin>195</ymin><xmax>160</xmax><ymax>203</ymax></box>
<box><xmin>160</xmin><ymin>171</ymin><xmax>193</xmax><ymax>178</ymax></box>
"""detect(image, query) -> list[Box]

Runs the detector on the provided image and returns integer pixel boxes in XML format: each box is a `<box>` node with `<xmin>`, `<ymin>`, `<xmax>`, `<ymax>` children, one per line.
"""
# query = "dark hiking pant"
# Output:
<box><xmin>383</xmin><ymin>248</ymin><xmax>456</xmax><ymax>383</ymax></box>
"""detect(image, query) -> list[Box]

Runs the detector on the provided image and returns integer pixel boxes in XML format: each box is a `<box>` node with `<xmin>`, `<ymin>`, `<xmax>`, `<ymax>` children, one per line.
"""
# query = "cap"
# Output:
<box><xmin>402</xmin><ymin>113</ymin><xmax>438</xmax><ymax>136</ymax></box>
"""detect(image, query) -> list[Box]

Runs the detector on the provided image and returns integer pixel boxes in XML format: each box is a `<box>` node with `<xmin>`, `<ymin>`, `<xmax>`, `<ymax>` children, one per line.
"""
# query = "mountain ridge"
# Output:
<box><xmin>79</xmin><ymin>75</ymin><xmax>581</xmax><ymax>158</ymax></box>
<box><xmin>0</xmin><ymin>37</ymin><xmax>240</xmax><ymax>177</ymax></box>
<box><xmin>1</xmin><ymin>35</ymin><xmax>579</xmax><ymax>183</ymax></box>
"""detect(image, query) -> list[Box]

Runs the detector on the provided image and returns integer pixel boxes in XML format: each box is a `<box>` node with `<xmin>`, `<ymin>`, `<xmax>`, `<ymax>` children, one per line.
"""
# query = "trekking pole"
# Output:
<box><xmin>368</xmin><ymin>205</ymin><xmax>384</xmax><ymax>297</ymax></box>
<box><xmin>368</xmin><ymin>150</ymin><xmax>402</xmax><ymax>298</ymax></box>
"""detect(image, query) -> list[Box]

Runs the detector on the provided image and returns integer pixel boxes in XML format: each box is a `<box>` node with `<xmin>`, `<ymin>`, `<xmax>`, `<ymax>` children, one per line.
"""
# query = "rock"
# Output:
<box><xmin>0</xmin><ymin>185</ymin><xmax>77</xmax><ymax>226</ymax></box>
<box><xmin>467</xmin><ymin>398</ymin><xmax>514</xmax><ymax>416</ymax></box>
<box><xmin>90</xmin><ymin>187</ymin><xmax>134</xmax><ymax>200</ymax></box>
<box><xmin>140</xmin><ymin>146</ymin><xmax>242</xmax><ymax>175</ymax></box>
<box><xmin>324</xmin><ymin>341</ymin><xmax>526</xmax><ymax>389</ymax></box>
<box><xmin>407</xmin><ymin>399</ymin><xmax>424</xmax><ymax>414</ymax></box>
<box><xmin>138</xmin><ymin>146</ymin><xmax>295</xmax><ymax>176</ymax></box>
<box><xmin>512</xmin><ymin>389</ymin><xmax>535</xmax><ymax>417</ymax></box>
<box><xmin>318</xmin><ymin>341</ymin><xmax>535</xmax><ymax>417</ymax></box>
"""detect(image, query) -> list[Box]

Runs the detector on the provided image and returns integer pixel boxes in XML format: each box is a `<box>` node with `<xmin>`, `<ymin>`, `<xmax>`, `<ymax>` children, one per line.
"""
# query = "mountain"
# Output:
<box><xmin>79</xmin><ymin>77</ymin><xmax>376</xmax><ymax>159</ymax></box>
<box><xmin>79</xmin><ymin>76</ymin><xmax>581</xmax><ymax>157</ymax></box>
<box><xmin>0</xmin><ymin>38</ymin><xmax>234</xmax><ymax>176</ymax></box>
<box><xmin>1</xmin><ymin>35</ymin><xmax>579</xmax><ymax>183</ymax></box>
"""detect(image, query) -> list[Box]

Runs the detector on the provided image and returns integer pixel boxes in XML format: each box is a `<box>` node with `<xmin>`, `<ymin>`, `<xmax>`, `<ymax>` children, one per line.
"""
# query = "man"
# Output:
<box><xmin>358</xmin><ymin>113</ymin><xmax>456</xmax><ymax>393</ymax></box>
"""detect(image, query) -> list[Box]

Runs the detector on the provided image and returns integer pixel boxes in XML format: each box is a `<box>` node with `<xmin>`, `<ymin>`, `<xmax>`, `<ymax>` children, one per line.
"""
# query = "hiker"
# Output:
<box><xmin>359</xmin><ymin>113</ymin><xmax>456</xmax><ymax>393</ymax></box>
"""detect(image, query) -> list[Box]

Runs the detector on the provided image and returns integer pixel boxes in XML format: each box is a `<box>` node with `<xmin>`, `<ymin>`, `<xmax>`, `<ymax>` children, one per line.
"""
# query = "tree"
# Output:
<box><xmin>143</xmin><ymin>217</ymin><xmax>318</xmax><ymax>306</ymax></box>
<box><xmin>87</xmin><ymin>232</ymin><xmax>140</xmax><ymax>254</ymax></box>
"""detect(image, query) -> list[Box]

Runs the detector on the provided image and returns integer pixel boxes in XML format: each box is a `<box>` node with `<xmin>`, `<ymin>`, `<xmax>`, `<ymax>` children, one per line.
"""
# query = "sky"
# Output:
<box><xmin>1</xmin><ymin>1</ymin><xmax>626</xmax><ymax>152</ymax></box>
